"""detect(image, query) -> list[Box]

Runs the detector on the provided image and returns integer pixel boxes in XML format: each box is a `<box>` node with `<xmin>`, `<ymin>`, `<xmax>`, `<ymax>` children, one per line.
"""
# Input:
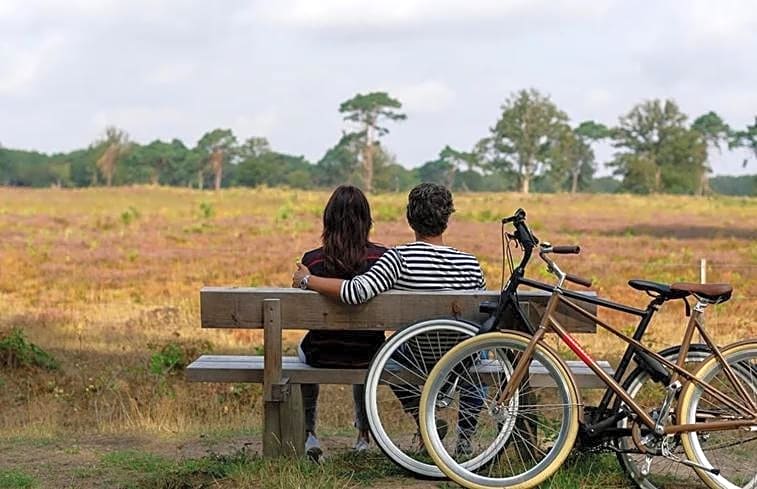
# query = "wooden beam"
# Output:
<box><xmin>200</xmin><ymin>288</ymin><xmax>597</xmax><ymax>333</ymax></box>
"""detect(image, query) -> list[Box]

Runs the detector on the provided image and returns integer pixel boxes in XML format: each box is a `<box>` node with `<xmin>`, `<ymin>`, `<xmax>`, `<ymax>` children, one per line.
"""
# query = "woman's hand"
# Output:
<box><xmin>292</xmin><ymin>262</ymin><xmax>311</xmax><ymax>288</ymax></box>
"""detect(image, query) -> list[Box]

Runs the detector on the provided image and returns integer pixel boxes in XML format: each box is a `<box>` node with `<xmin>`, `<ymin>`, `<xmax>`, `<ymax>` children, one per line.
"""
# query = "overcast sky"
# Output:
<box><xmin>1</xmin><ymin>0</ymin><xmax>755</xmax><ymax>176</ymax></box>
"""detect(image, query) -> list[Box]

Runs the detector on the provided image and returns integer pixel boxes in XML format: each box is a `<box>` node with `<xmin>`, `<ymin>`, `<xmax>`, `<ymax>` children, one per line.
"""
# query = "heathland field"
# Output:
<box><xmin>0</xmin><ymin>187</ymin><xmax>755</xmax><ymax>488</ymax></box>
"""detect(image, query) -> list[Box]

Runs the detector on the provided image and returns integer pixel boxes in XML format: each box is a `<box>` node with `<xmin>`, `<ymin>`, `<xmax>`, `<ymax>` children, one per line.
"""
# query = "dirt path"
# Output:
<box><xmin>0</xmin><ymin>434</ymin><xmax>446</xmax><ymax>488</ymax></box>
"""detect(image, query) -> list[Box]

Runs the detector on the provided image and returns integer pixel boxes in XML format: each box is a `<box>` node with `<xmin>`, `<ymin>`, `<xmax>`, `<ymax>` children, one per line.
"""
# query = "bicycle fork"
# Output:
<box><xmin>494</xmin><ymin>292</ymin><xmax>562</xmax><ymax>407</ymax></box>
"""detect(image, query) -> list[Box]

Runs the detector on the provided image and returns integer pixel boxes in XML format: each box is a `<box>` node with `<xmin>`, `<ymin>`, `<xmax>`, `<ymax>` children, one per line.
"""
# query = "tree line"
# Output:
<box><xmin>1</xmin><ymin>89</ymin><xmax>755</xmax><ymax>195</ymax></box>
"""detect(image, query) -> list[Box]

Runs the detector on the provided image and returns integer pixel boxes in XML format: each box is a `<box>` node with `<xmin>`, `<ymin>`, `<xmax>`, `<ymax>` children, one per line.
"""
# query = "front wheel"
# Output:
<box><xmin>678</xmin><ymin>340</ymin><xmax>757</xmax><ymax>489</ymax></box>
<box><xmin>419</xmin><ymin>331</ymin><xmax>580</xmax><ymax>489</ymax></box>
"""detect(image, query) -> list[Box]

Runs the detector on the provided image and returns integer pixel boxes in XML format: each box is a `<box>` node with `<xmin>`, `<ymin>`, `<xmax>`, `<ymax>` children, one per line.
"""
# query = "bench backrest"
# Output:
<box><xmin>200</xmin><ymin>287</ymin><xmax>596</xmax><ymax>332</ymax></box>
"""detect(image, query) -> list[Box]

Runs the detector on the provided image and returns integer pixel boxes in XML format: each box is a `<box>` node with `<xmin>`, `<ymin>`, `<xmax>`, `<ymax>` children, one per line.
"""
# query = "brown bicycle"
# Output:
<box><xmin>418</xmin><ymin>209</ymin><xmax>756</xmax><ymax>489</ymax></box>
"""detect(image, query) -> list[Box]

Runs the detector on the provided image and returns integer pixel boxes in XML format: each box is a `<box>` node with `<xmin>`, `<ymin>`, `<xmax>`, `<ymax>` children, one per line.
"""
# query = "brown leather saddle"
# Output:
<box><xmin>628</xmin><ymin>279</ymin><xmax>732</xmax><ymax>304</ymax></box>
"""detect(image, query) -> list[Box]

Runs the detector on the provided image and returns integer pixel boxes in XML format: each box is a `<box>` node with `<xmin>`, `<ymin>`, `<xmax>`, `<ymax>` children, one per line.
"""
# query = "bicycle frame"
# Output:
<box><xmin>494</xmin><ymin>282</ymin><xmax>757</xmax><ymax>435</ymax></box>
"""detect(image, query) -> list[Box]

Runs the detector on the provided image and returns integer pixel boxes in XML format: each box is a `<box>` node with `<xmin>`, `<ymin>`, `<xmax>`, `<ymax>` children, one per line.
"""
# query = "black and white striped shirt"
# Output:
<box><xmin>339</xmin><ymin>241</ymin><xmax>486</xmax><ymax>304</ymax></box>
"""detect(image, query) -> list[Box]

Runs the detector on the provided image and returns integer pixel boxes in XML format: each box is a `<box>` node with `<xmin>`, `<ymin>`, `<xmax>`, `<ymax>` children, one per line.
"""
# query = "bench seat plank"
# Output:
<box><xmin>187</xmin><ymin>355</ymin><xmax>614</xmax><ymax>389</ymax></box>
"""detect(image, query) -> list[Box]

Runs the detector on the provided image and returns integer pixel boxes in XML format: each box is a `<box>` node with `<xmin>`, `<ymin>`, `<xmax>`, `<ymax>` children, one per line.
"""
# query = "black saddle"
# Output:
<box><xmin>628</xmin><ymin>280</ymin><xmax>690</xmax><ymax>300</ymax></box>
<box><xmin>628</xmin><ymin>279</ymin><xmax>733</xmax><ymax>304</ymax></box>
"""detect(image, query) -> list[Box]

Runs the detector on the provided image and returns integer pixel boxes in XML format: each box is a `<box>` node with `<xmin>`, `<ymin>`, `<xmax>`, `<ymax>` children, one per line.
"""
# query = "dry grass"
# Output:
<box><xmin>0</xmin><ymin>186</ymin><xmax>755</xmax><ymax>443</ymax></box>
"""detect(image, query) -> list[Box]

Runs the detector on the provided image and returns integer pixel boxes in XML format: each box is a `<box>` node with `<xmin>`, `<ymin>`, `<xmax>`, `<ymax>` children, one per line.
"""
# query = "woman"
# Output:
<box><xmin>293</xmin><ymin>185</ymin><xmax>386</xmax><ymax>461</ymax></box>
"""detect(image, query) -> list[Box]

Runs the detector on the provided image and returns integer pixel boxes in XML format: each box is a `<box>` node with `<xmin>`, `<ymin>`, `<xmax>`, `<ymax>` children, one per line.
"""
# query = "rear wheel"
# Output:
<box><xmin>363</xmin><ymin>319</ymin><xmax>484</xmax><ymax>478</ymax></box>
<box><xmin>679</xmin><ymin>340</ymin><xmax>757</xmax><ymax>489</ymax></box>
<box><xmin>615</xmin><ymin>344</ymin><xmax>711</xmax><ymax>489</ymax></box>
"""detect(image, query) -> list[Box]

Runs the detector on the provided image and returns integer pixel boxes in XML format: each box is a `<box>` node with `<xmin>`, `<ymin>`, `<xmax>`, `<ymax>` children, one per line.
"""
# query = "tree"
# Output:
<box><xmin>195</xmin><ymin>129</ymin><xmax>237</xmax><ymax>190</ymax></box>
<box><xmin>94</xmin><ymin>126</ymin><xmax>130</xmax><ymax>186</ymax></box>
<box><xmin>610</xmin><ymin>100</ymin><xmax>707</xmax><ymax>194</ymax></box>
<box><xmin>692</xmin><ymin>111</ymin><xmax>731</xmax><ymax>195</ymax></box>
<box><xmin>575</xmin><ymin>120</ymin><xmax>611</xmax><ymax>142</ymax></box>
<box><xmin>730</xmin><ymin>116</ymin><xmax>757</xmax><ymax>167</ymax></box>
<box><xmin>565</xmin><ymin>120</ymin><xmax>610</xmax><ymax>193</ymax></box>
<box><xmin>372</xmin><ymin>147</ymin><xmax>417</xmax><ymax>192</ymax></box>
<box><xmin>480</xmin><ymin>89</ymin><xmax>569</xmax><ymax>193</ymax></box>
<box><xmin>314</xmin><ymin>132</ymin><xmax>363</xmax><ymax>187</ymax></box>
<box><xmin>547</xmin><ymin>128</ymin><xmax>595</xmax><ymax>193</ymax></box>
<box><xmin>339</xmin><ymin>92</ymin><xmax>406</xmax><ymax>193</ymax></box>
<box><xmin>122</xmin><ymin>139</ymin><xmax>195</xmax><ymax>185</ymax></box>
<box><xmin>417</xmin><ymin>146</ymin><xmax>479</xmax><ymax>190</ymax></box>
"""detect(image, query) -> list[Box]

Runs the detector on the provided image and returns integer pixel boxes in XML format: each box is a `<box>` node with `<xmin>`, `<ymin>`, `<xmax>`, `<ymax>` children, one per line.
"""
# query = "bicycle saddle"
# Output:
<box><xmin>627</xmin><ymin>279</ymin><xmax>690</xmax><ymax>300</ymax></box>
<box><xmin>670</xmin><ymin>282</ymin><xmax>733</xmax><ymax>303</ymax></box>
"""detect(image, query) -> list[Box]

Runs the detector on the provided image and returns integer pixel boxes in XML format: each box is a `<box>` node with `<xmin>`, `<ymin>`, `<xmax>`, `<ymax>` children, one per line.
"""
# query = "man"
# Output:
<box><xmin>293</xmin><ymin>182</ymin><xmax>486</xmax><ymax>455</ymax></box>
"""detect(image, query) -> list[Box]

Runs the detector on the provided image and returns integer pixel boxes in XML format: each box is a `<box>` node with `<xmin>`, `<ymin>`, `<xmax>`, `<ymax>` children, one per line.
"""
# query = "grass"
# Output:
<box><xmin>0</xmin><ymin>186</ymin><xmax>754</xmax><ymax>486</ymax></box>
<box><xmin>74</xmin><ymin>448</ymin><xmax>405</xmax><ymax>489</ymax></box>
<box><xmin>0</xmin><ymin>470</ymin><xmax>37</xmax><ymax>489</ymax></box>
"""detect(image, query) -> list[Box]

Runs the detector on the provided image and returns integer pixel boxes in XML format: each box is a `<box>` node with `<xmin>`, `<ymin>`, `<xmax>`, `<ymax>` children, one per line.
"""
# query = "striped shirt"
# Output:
<box><xmin>339</xmin><ymin>241</ymin><xmax>486</xmax><ymax>304</ymax></box>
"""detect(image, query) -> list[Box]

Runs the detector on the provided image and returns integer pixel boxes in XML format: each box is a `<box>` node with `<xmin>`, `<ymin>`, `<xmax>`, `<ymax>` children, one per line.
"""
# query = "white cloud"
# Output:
<box><xmin>680</xmin><ymin>0</ymin><xmax>757</xmax><ymax>46</ymax></box>
<box><xmin>231</xmin><ymin>111</ymin><xmax>281</xmax><ymax>139</ymax></box>
<box><xmin>394</xmin><ymin>80</ymin><xmax>456</xmax><ymax>114</ymax></box>
<box><xmin>91</xmin><ymin>107</ymin><xmax>188</xmax><ymax>141</ymax></box>
<box><xmin>0</xmin><ymin>34</ymin><xmax>65</xmax><ymax>96</ymax></box>
<box><xmin>252</xmin><ymin>0</ymin><xmax>612</xmax><ymax>31</ymax></box>
<box><xmin>145</xmin><ymin>62</ymin><xmax>196</xmax><ymax>85</ymax></box>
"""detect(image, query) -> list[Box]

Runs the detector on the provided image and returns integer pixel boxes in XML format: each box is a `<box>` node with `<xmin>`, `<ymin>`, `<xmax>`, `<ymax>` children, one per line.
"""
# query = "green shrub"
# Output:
<box><xmin>199</xmin><ymin>201</ymin><xmax>215</xmax><ymax>219</ymax></box>
<box><xmin>148</xmin><ymin>340</ymin><xmax>212</xmax><ymax>376</ymax></box>
<box><xmin>0</xmin><ymin>328</ymin><xmax>59</xmax><ymax>370</ymax></box>
<box><xmin>120</xmin><ymin>206</ymin><xmax>140</xmax><ymax>226</ymax></box>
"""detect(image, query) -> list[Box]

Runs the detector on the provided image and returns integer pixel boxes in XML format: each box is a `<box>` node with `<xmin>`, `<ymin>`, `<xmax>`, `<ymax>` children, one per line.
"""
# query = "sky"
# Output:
<box><xmin>1</xmin><ymin>0</ymin><xmax>756</xmax><ymax>176</ymax></box>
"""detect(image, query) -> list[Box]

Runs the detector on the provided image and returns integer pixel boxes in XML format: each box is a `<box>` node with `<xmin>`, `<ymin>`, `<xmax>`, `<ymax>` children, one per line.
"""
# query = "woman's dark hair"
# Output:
<box><xmin>406</xmin><ymin>183</ymin><xmax>455</xmax><ymax>237</ymax></box>
<box><xmin>322</xmin><ymin>185</ymin><xmax>373</xmax><ymax>276</ymax></box>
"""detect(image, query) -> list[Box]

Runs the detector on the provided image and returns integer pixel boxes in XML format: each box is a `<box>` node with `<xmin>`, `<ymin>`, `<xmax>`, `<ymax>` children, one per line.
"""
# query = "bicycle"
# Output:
<box><xmin>365</xmin><ymin>208</ymin><xmax>714</xmax><ymax>485</ymax></box>
<box><xmin>418</xmin><ymin>209</ymin><xmax>756</xmax><ymax>489</ymax></box>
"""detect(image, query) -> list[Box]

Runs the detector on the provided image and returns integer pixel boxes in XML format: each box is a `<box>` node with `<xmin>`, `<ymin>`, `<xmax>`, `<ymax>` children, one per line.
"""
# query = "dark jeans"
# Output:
<box><xmin>298</xmin><ymin>345</ymin><xmax>370</xmax><ymax>434</ymax></box>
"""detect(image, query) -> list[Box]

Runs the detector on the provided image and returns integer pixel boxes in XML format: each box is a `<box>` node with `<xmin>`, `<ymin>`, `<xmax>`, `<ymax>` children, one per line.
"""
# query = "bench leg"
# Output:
<box><xmin>263</xmin><ymin>384</ymin><xmax>305</xmax><ymax>457</ymax></box>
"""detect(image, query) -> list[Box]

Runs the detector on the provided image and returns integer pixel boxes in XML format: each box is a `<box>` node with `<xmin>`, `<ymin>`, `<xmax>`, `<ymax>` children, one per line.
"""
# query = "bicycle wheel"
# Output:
<box><xmin>420</xmin><ymin>331</ymin><xmax>580</xmax><ymax>489</ymax></box>
<box><xmin>615</xmin><ymin>344</ymin><xmax>711</xmax><ymax>489</ymax></box>
<box><xmin>364</xmin><ymin>318</ymin><xmax>487</xmax><ymax>478</ymax></box>
<box><xmin>678</xmin><ymin>340</ymin><xmax>757</xmax><ymax>489</ymax></box>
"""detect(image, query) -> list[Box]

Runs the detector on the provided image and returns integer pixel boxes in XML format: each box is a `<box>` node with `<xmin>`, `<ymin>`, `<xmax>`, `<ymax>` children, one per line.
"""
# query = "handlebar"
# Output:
<box><xmin>551</xmin><ymin>245</ymin><xmax>581</xmax><ymax>254</ymax></box>
<box><xmin>565</xmin><ymin>273</ymin><xmax>593</xmax><ymax>288</ymax></box>
<box><xmin>502</xmin><ymin>208</ymin><xmax>591</xmax><ymax>289</ymax></box>
<box><xmin>501</xmin><ymin>208</ymin><xmax>526</xmax><ymax>224</ymax></box>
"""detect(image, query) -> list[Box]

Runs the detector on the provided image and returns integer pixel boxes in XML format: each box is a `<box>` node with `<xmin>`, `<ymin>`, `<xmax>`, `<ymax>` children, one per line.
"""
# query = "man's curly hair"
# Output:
<box><xmin>406</xmin><ymin>183</ymin><xmax>455</xmax><ymax>237</ymax></box>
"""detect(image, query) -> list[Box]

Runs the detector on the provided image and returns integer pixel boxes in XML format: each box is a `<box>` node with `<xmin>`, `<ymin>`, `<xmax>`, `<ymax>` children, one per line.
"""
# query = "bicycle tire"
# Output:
<box><xmin>419</xmin><ymin>331</ymin><xmax>580</xmax><ymax>489</ymax></box>
<box><xmin>364</xmin><ymin>318</ymin><xmax>496</xmax><ymax>478</ymax></box>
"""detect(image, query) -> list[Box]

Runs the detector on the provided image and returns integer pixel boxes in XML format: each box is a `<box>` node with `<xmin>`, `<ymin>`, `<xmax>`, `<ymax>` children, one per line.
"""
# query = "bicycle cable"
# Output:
<box><xmin>501</xmin><ymin>220</ymin><xmax>516</xmax><ymax>290</ymax></box>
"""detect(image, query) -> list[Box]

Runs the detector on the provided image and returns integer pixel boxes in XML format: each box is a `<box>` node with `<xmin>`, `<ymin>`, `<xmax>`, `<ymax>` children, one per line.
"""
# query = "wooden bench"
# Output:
<box><xmin>187</xmin><ymin>287</ymin><xmax>606</xmax><ymax>457</ymax></box>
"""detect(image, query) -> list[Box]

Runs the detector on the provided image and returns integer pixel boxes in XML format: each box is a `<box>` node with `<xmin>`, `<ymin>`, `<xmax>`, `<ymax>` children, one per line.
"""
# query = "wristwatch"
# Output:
<box><xmin>298</xmin><ymin>274</ymin><xmax>311</xmax><ymax>290</ymax></box>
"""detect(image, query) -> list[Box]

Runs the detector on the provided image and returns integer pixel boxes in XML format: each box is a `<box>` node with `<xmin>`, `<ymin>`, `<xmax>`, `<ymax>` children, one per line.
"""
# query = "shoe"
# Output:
<box><xmin>353</xmin><ymin>432</ymin><xmax>370</xmax><ymax>452</ymax></box>
<box><xmin>305</xmin><ymin>432</ymin><xmax>322</xmax><ymax>462</ymax></box>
